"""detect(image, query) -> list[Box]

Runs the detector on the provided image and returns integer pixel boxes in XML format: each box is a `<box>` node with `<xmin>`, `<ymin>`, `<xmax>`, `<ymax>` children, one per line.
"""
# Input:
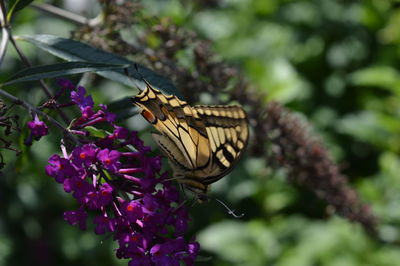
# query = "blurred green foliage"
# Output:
<box><xmin>2</xmin><ymin>0</ymin><xmax>400</xmax><ymax>265</ymax></box>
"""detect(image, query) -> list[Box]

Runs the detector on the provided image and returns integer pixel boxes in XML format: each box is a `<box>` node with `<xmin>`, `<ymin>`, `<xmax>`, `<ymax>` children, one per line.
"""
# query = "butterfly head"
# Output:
<box><xmin>131</xmin><ymin>85</ymin><xmax>168</xmax><ymax>125</ymax></box>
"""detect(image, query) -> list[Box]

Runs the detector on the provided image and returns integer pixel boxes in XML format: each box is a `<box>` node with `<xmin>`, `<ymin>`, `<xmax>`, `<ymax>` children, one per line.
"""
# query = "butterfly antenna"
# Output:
<box><xmin>179</xmin><ymin>183</ymin><xmax>189</xmax><ymax>201</ymax></box>
<box><xmin>133</xmin><ymin>63</ymin><xmax>154</xmax><ymax>89</ymax></box>
<box><xmin>124</xmin><ymin>66</ymin><xmax>143</xmax><ymax>93</ymax></box>
<box><xmin>173</xmin><ymin>198</ymin><xmax>188</xmax><ymax>212</ymax></box>
<box><xmin>215</xmin><ymin>198</ymin><xmax>244</xmax><ymax>219</ymax></box>
<box><xmin>164</xmin><ymin>176</ymin><xmax>183</xmax><ymax>182</ymax></box>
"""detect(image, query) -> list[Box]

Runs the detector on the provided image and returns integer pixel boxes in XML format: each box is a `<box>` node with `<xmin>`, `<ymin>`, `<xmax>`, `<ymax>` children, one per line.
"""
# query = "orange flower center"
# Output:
<box><xmin>127</xmin><ymin>205</ymin><xmax>135</xmax><ymax>212</ymax></box>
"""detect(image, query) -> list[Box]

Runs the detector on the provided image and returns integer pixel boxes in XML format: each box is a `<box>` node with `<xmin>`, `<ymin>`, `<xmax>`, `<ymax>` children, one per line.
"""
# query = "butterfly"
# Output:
<box><xmin>132</xmin><ymin>82</ymin><xmax>249</xmax><ymax>199</ymax></box>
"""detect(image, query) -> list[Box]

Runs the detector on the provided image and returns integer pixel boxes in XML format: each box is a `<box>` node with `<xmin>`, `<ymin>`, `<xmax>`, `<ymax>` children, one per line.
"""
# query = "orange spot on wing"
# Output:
<box><xmin>142</xmin><ymin>109</ymin><xmax>156</xmax><ymax>123</ymax></box>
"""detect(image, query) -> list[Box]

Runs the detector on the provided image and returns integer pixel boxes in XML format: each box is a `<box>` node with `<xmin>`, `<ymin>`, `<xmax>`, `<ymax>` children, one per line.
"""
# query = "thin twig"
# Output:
<box><xmin>31</xmin><ymin>3</ymin><xmax>88</xmax><ymax>25</ymax></box>
<box><xmin>0</xmin><ymin>26</ymin><xmax>9</xmax><ymax>66</ymax></box>
<box><xmin>31</xmin><ymin>3</ymin><xmax>102</xmax><ymax>27</ymax></box>
<box><xmin>0</xmin><ymin>88</ymin><xmax>79</xmax><ymax>144</ymax></box>
<box><xmin>0</xmin><ymin>1</ymin><xmax>9</xmax><ymax>66</ymax></box>
<box><xmin>0</xmin><ymin>0</ymin><xmax>9</xmax><ymax>66</ymax></box>
<box><xmin>7</xmin><ymin>29</ymin><xmax>32</xmax><ymax>67</ymax></box>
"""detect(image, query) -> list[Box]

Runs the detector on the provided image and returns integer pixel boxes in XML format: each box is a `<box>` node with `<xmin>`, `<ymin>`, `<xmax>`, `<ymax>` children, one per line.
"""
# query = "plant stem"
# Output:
<box><xmin>0</xmin><ymin>0</ymin><xmax>9</xmax><ymax>66</ymax></box>
<box><xmin>0</xmin><ymin>89</ymin><xmax>78</xmax><ymax>144</ymax></box>
<box><xmin>31</xmin><ymin>3</ymin><xmax>102</xmax><ymax>26</ymax></box>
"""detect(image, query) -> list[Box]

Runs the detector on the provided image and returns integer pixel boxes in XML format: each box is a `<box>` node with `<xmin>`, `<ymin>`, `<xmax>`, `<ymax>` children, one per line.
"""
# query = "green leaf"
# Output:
<box><xmin>7</xmin><ymin>0</ymin><xmax>34</xmax><ymax>21</ymax></box>
<box><xmin>349</xmin><ymin>66</ymin><xmax>400</xmax><ymax>96</ymax></box>
<box><xmin>84</xmin><ymin>126</ymin><xmax>108</xmax><ymax>139</ymax></box>
<box><xmin>336</xmin><ymin>111</ymin><xmax>400</xmax><ymax>152</ymax></box>
<box><xmin>4</xmin><ymin>61</ymin><xmax>129</xmax><ymax>85</ymax></box>
<box><xmin>16</xmin><ymin>34</ymin><xmax>182</xmax><ymax>99</ymax></box>
<box><xmin>197</xmin><ymin>220</ymin><xmax>276</xmax><ymax>265</ymax></box>
<box><xmin>108</xmin><ymin>97</ymin><xmax>138</xmax><ymax>121</ymax></box>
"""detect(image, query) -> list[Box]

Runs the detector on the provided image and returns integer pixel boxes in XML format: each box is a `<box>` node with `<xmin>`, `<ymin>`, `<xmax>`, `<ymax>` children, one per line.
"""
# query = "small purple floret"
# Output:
<box><xmin>71</xmin><ymin>144</ymin><xmax>98</xmax><ymax>166</ymax></box>
<box><xmin>27</xmin><ymin>115</ymin><xmax>48</xmax><ymax>137</ymax></box>
<box><xmin>97</xmin><ymin>148</ymin><xmax>121</xmax><ymax>172</ymax></box>
<box><xmin>64</xmin><ymin>208</ymin><xmax>88</xmax><ymax>230</ymax></box>
<box><xmin>71</xmin><ymin>86</ymin><xmax>94</xmax><ymax>110</ymax></box>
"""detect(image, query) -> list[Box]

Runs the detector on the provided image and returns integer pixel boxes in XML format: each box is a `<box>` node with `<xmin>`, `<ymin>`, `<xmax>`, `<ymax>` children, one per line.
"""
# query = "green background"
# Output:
<box><xmin>1</xmin><ymin>0</ymin><xmax>400</xmax><ymax>265</ymax></box>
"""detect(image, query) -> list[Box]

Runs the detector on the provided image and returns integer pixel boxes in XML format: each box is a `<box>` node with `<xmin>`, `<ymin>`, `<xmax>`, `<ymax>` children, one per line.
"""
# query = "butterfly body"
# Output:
<box><xmin>132</xmin><ymin>85</ymin><xmax>249</xmax><ymax>196</ymax></box>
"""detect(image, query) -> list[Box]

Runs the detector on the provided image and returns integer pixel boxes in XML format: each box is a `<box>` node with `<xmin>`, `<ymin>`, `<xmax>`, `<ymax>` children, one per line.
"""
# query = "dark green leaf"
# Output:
<box><xmin>7</xmin><ymin>0</ymin><xmax>34</xmax><ymax>19</ymax></box>
<box><xmin>17</xmin><ymin>34</ymin><xmax>182</xmax><ymax>99</ymax></box>
<box><xmin>108</xmin><ymin>97</ymin><xmax>139</xmax><ymax>121</ymax></box>
<box><xmin>4</xmin><ymin>61</ymin><xmax>129</xmax><ymax>85</ymax></box>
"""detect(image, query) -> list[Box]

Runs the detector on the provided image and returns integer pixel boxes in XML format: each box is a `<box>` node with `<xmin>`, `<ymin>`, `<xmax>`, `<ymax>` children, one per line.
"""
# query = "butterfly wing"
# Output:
<box><xmin>132</xmin><ymin>85</ymin><xmax>211</xmax><ymax>172</ymax></box>
<box><xmin>132</xmin><ymin>85</ymin><xmax>249</xmax><ymax>194</ymax></box>
<box><xmin>192</xmin><ymin>105</ymin><xmax>249</xmax><ymax>185</ymax></box>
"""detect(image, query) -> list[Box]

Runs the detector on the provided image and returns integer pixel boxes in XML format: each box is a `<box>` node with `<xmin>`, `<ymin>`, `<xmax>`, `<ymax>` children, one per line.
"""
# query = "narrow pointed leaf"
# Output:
<box><xmin>108</xmin><ymin>97</ymin><xmax>138</xmax><ymax>121</ymax></box>
<box><xmin>4</xmin><ymin>61</ymin><xmax>129</xmax><ymax>85</ymax></box>
<box><xmin>7</xmin><ymin>0</ymin><xmax>34</xmax><ymax>20</ymax></box>
<box><xmin>17</xmin><ymin>34</ymin><xmax>182</xmax><ymax>98</ymax></box>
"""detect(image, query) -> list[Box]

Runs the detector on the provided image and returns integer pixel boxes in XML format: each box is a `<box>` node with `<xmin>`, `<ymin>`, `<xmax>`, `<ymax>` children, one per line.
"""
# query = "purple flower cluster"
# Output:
<box><xmin>45</xmin><ymin>80</ymin><xmax>199</xmax><ymax>265</ymax></box>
